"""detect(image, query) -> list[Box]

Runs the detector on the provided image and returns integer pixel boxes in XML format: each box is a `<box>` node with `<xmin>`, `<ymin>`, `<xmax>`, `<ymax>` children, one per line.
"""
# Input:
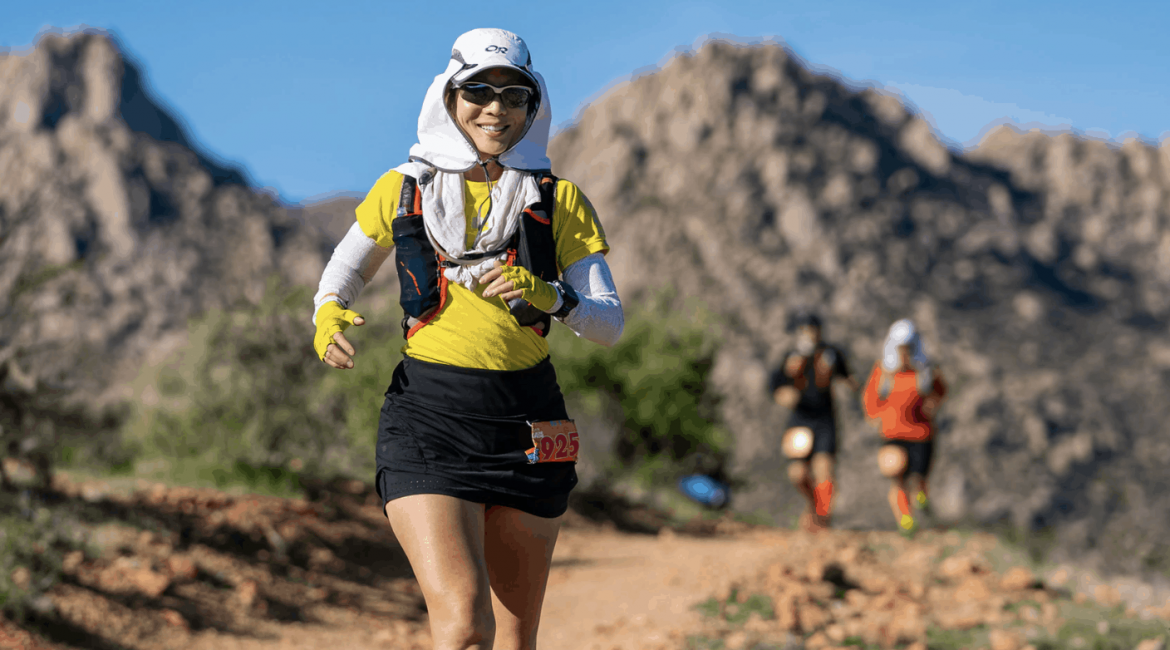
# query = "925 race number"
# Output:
<box><xmin>525</xmin><ymin>420</ymin><xmax>579</xmax><ymax>464</ymax></box>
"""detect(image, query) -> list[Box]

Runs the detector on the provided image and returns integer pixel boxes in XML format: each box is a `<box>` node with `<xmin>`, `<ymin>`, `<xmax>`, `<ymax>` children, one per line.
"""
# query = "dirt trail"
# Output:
<box><xmin>1</xmin><ymin>476</ymin><xmax>782</xmax><ymax>650</ymax></box>
<box><xmin>6</xmin><ymin>475</ymin><xmax>1170</xmax><ymax>650</ymax></box>
<box><xmin>540</xmin><ymin>527</ymin><xmax>787</xmax><ymax>649</ymax></box>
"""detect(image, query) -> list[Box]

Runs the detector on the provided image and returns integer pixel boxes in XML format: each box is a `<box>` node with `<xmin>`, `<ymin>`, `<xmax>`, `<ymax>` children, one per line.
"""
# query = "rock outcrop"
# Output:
<box><xmin>0</xmin><ymin>31</ymin><xmax>327</xmax><ymax>457</ymax></box>
<box><xmin>549</xmin><ymin>40</ymin><xmax>1170</xmax><ymax>576</ymax></box>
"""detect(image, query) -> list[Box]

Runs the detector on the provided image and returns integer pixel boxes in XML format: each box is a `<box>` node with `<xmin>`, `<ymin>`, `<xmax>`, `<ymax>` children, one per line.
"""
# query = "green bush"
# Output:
<box><xmin>116</xmin><ymin>275</ymin><xmax>395</xmax><ymax>489</ymax></box>
<box><xmin>548</xmin><ymin>295</ymin><xmax>729</xmax><ymax>482</ymax></box>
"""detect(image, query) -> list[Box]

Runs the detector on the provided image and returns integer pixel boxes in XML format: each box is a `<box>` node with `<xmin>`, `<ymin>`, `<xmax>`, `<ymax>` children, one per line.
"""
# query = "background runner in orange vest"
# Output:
<box><xmin>769</xmin><ymin>312</ymin><xmax>859</xmax><ymax>532</ymax></box>
<box><xmin>862</xmin><ymin>319</ymin><xmax>947</xmax><ymax>535</ymax></box>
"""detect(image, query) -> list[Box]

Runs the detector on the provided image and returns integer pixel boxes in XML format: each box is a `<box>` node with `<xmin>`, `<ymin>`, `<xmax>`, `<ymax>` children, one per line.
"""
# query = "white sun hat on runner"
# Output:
<box><xmin>403</xmin><ymin>27</ymin><xmax>551</xmax><ymax>173</ymax></box>
<box><xmin>881</xmin><ymin>319</ymin><xmax>930</xmax><ymax>372</ymax></box>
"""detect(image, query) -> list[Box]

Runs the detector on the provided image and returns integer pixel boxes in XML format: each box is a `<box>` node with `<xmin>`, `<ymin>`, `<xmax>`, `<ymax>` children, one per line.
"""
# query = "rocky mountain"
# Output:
<box><xmin>288</xmin><ymin>194</ymin><xmax>363</xmax><ymax>247</ymax></box>
<box><xmin>0</xmin><ymin>31</ymin><xmax>328</xmax><ymax>456</ymax></box>
<box><xmin>549</xmin><ymin>41</ymin><xmax>1170</xmax><ymax>578</ymax></box>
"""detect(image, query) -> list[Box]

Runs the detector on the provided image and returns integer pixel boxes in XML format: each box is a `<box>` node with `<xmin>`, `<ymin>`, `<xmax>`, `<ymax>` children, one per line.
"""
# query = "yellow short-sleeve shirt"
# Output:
<box><xmin>354</xmin><ymin>170</ymin><xmax>609</xmax><ymax>371</ymax></box>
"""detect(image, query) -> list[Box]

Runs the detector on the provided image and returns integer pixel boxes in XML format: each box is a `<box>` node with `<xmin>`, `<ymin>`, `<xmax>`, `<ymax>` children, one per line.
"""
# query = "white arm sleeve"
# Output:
<box><xmin>554</xmin><ymin>253</ymin><xmax>624</xmax><ymax>347</ymax></box>
<box><xmin>311</xmin><ymin>222</ymin><xmax>393</xmax><ymax>324</ymax></box>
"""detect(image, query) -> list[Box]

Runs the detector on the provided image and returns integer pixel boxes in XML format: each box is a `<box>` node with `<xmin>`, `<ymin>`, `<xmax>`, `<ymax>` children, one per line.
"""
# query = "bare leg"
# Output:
<box><xmin>887</xmin><ymin>475</ymin><xmax>913</xmax><ymax>530</ymax></box>
<box><xmin>906</xmin><ymin>473</ymin><xmax>927</xmax><ymax>510</ymax></box>
<box><xmin>787</xmin><ymin>460</ymin><xmax>817</xmax><ymax>529</ymax></box>
<box><xmin>483</xmin><ymin>505</ymin><xmax>561</xmax><ymax>650</ymax></box>
<box><xmin>385</xmin><ymin>495</ymin><xmax>495</xmax><ymax>650</ymax></box>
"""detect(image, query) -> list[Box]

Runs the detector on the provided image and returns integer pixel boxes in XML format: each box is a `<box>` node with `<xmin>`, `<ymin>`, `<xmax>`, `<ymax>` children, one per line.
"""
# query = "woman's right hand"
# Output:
<box><xmin>313</xmin><ymin>302</ymin><xmax>365</xmax><ymax>369</ymax></box>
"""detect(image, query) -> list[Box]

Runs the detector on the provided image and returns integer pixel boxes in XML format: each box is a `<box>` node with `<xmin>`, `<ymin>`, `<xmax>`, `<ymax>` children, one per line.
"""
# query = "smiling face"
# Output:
<box><xmin>449</xmin><ymin>67</ymin><xmax>533</xmax><ymax>160</ymax></box>
<box><xmin>897</xmin><ymin>344</ymin><xmax>914</xmax><ymax>370</ymax></box>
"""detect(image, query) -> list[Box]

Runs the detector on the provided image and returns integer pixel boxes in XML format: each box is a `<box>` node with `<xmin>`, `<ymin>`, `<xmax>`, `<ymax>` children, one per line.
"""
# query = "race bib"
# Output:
<box><xmin>525</xmin><ymin>420</ymin><xmax>579</xmax><ymax>464</ymax></box>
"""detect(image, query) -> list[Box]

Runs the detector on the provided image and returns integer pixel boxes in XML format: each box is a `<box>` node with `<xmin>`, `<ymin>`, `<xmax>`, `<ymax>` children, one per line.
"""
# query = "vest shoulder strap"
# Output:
<box><xmin>507</xmin><ymin>173</ymin><xmax>560</xmax><ymax>337</ymax></box>
<box><xmin>391</xmin><ymin>174</ymin><xmax>444</xmax><ymax>336</ymax></box>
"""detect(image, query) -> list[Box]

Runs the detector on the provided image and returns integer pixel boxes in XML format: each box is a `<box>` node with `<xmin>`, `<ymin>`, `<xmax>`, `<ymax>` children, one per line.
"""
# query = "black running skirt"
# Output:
<box><xmin>787</xmin><ymin>411</ymin><xmax>837</xmax><ymax>456</ymax></box>
<box><xmin>375</xmin><ymin>355</ymin><xmax>578</xmax><ymax>519</ymax></box>
<box><xmin>885</xmin><ymin>438</ymin><xmax>934</xmax><ymax>477</ymax></box>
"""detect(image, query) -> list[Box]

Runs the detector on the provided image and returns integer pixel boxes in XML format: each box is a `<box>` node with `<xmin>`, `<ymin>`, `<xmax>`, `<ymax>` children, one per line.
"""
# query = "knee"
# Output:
<box><xmin>429</xmin><ymin>594</ymin><xmax>496</xmax><ymax>649</ymax></box>
<box><xmin>810</xmin><ymin>454</ymin><xmax>834</xmax><ymax>482</ymax></box>
<box><xmin>787</xmin><ymin>461</ymin><xmax>809</xmax><ymax>485</ymax></box>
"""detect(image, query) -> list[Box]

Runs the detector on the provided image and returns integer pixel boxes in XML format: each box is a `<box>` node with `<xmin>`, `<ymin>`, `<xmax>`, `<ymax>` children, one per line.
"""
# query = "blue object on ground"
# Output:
<box><xmin>678</xmin><ymin>474</ymin><xmax>730</xmax><ymax>509</ymax></box>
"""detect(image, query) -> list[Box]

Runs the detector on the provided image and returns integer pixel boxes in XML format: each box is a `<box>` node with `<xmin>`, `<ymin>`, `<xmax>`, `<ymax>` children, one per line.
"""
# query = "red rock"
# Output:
<box><xmin>806</xmin><ymin>559</ymin><xmax>826</xmax><ymax>582</ymax></box>
<box><xmin>939</xmin><ymin>555</ymin><xmax>976</xmax><ymax>580</ymax></box>
<box><xmin>61</xmin><ymin>551</ymin><xmax>84</xmax><ymax>574</ymax></box>
<box><xmin>845</xmin><ymin>590</ymin><xmax>869</xmax><ymax>609</ymax></box>
<box><xmin>954</xmin><ymin>576</ymin><xmax>991</xmax><ymax>604</ymax></box>
<box><xmin>165</xmin><ymin>555</ymin><xmax>198</xmax><ymax>581</ymax></box>
<box><xmin>723</xmin><ymin>631</ymin><xmax>750</xmax><ymax>650</ymax></box>
<box><xmin>131</xmin><ymin>568</ymin><xmax>171</xmax><ymax>598</ymax></box>
<box><xmin>161</xmin><ymin>609</ymin><xmax>188</xmax><ymax>630</ymax></box>
<box><xmin>804</xmin><ymin>631</ymin><xmax>831</xmax><ymax>649</ymax></box>
<box><xmin>1001</xmin><ymin>566</ymin><xmax>1035</xmax><ymax>591</ymax></box>
<box><xmin>1135</xmin><ymin>637</ymin><xmax>1166</xmax><ymax>650</ymax></box>
<box><xmin>934</xmin><ymin>602</ymin><xmax>982</xmax><ymax>630</ymax></box>
<box><xmin>837</xmin><ymin>546</ymin><xmax>859</xmax><ymax>564</ymax></box>
<box><xmin>236</xmin><ymin>580</ymin><xmax>260</xmax><ymax>609</ymax></box>
<box><xmin>990</xmin><ymin>628</ymin><xmax>1023</xmax><ymax>650</ymax></box>
<box><xmin>1046</xmin><ymin>567</ymin><xmax>1070</xmax><ymax>589</ymax></box>
<box><xmin>886</xmin><ymin>606</ymin><xmax>926</xmax><ymax>645</ymax></box>
<box><xmin>775</xmin><ymin>596</ymin><xmax>799</xmax><ymax>631</ymax></box>
<box><xmin>798</xmin><ymin>601</ymin><xmax>830</xmax><ymax>631</ymax></box>
<box><xmin>1094</xmin><ymin>584</ymin><xmax>1120</xmax><ymax>607</ymax></box>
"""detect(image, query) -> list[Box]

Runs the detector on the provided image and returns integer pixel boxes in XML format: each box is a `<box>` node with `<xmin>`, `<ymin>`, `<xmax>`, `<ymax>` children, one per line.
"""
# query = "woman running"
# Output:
<box><xmin>311</xmin><ymin>28</ymin><xmax>623</xmax><ymax>649</ymax></box>
<box><xmin>862</xmin><ymin>319</ymin><xmax>946</xmax><ymax>536</ymax></box>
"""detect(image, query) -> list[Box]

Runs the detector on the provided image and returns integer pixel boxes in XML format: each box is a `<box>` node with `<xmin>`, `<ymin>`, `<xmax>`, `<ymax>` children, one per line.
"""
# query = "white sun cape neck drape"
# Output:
<box><xmin>393</xmin><ymin>56</ymin><xmax>554</xmax><ymax>291</ymax></box>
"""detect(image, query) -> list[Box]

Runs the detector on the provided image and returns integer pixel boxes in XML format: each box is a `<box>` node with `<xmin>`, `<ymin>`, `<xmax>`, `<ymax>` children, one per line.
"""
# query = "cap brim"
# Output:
<box><xmin>451</xmin><ymin>62</ymin><xmax>537</xmax><ymax>88</ymax></box>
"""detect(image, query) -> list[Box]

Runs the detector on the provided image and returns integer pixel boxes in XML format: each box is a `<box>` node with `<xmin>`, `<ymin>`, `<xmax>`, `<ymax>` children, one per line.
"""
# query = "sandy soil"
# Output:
<box><xmin>4</xmin><ymin>475</ymin><xmax>1170</xmax><ymax>650</ymax></box>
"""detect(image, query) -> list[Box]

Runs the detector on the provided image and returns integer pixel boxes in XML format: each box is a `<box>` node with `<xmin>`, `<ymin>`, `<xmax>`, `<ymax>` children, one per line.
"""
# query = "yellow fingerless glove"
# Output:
<box><xmin>313</xmin><ymin>301</ymin><xmax>363</xmax><ymax>361</ymax></box>
<box><xmin>499</xmin><ymin>265</ymin><xmax>559</xmax><ymax>312</ymax></box>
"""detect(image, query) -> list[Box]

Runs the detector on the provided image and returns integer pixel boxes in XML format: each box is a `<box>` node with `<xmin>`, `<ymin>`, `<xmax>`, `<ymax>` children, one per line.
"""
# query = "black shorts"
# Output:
<box><xmin>374</xmin><ymin>355</ymin><xmax>577</xmax><ymax>519</ymax></box>
<box><xmin>787</xmin><ymin>412</ymin><xmax>836</xmax><ymax>457</ymax></box>
<box><xmin>885</xmin><ymin>439</ymin><xmax>934</xmax><ymax>477</ymax></box>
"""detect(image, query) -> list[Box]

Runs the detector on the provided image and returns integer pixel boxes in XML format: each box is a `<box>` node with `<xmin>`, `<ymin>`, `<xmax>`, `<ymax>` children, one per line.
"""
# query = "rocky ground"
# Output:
<box><xmin>3</xmin><ymin>474</ymin><xmax>1170</xmax><ymax>650</ymax></box>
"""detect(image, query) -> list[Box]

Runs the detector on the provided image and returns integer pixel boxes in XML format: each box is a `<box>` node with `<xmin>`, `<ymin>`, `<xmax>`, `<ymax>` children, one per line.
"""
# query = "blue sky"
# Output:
<box><xmin>4</xmin><ymin>1</ymin><xmax>1168</xmax><ymax>204</ymax></box>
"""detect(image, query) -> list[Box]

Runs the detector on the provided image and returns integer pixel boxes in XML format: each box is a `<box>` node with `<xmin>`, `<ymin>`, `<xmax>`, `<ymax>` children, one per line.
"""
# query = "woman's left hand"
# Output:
<box><xmin>480</xmin><ymin>261</ymin><xmax>559</xmax><ymax>311</ymax></box>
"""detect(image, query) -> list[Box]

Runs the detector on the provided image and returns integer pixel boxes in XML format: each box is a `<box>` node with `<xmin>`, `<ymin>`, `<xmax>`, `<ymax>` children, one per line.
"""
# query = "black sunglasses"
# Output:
<box><xmin>456</xmin><ymin>82</ymin><xmax>534</xmax><ymax>109</ymax></box>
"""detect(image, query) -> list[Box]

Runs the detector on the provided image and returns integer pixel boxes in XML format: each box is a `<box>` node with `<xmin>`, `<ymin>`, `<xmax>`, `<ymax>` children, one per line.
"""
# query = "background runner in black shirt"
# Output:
<box><xmin>769</xmin><ymin>312</ymin><xmax>859</xmax><ymax>532</ymax></box>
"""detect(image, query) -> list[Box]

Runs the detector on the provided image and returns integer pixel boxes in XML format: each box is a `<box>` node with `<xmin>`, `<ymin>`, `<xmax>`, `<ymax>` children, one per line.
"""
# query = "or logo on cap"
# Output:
<box><xmin>485</xmin><ymin>44</ymin><xmax>508</xmax><ymax>54</ymax></box>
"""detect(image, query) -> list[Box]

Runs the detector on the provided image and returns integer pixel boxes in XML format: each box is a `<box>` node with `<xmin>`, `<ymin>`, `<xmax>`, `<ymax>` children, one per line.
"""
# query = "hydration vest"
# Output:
<box><xmin>391</xmin><ymin>172</ymin><xmax>560</xmax><ymax>339</ymax></box>
<box><xmin>786</xmin><ymin>346</ymin><xmax>838</xmax><ymax>391</ymax></box>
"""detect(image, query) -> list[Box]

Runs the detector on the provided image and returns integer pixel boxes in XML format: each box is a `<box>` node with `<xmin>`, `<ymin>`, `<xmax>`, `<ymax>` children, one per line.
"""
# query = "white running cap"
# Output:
<box><xmin>882</xmin><ymin>318</ymin><xmax>930</xmax><ymax>371</ymax></box>
<box><xmin>450</xmin><ymin>28</ymin><xmax>536</xmax><ymax>87</ymax></box>
<box><xmin>887</xmin><ymin>319</ymin><xmax>918</xmax><ymax>346</ymax></box>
